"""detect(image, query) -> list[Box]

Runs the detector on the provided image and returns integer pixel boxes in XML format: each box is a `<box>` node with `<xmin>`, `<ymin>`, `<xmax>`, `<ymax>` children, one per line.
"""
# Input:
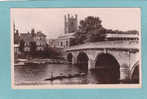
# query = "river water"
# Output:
<box><xmin>14</xmin><ymin>63</ymin><xmax>120</xmax><ymax>85</ymax></box>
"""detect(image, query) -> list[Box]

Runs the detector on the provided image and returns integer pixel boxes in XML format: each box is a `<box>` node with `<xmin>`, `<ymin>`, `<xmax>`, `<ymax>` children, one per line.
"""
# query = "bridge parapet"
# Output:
<box><xmin>66</xmin><ymin>40</ymin><xmax>139</xmax><ymax>52</ymax></box>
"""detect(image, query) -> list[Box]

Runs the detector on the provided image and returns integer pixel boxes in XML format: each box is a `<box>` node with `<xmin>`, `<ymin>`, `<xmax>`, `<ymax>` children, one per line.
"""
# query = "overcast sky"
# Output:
<box><xmin>11</xmin><ymin>8</ymin><xmax>141</xmax><ymax>39</ymax></box>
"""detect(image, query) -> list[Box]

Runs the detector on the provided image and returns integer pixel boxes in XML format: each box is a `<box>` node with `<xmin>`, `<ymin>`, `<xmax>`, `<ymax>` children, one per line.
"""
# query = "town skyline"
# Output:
<box><xmin>11</xmin><ymin>8</ymin><xmax>141</xmax><ymax>39</ymax></box>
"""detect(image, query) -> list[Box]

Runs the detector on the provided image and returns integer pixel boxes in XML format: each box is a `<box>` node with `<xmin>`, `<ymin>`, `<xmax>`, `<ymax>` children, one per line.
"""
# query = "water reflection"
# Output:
<box><xmin>14</xmin><ymin>63</ymin><xmax>120</xmax><ymax>85</ymax></box>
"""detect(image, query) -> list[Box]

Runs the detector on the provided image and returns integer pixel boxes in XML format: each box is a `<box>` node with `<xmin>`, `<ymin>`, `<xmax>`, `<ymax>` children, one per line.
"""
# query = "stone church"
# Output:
<box><xmin>48</xmin><ymin>14</ymin><xmax>78</xmax><ymax>48</ymax></box>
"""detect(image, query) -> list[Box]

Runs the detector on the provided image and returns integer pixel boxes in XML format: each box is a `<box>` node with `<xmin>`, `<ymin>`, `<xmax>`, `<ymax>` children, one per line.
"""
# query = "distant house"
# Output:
<box><xmin>34</xmin><ymin>31</ymin><xmax>47</xmax><ymax>51</ymax></box>
<box><xmin>18</xmin><ymin>31</ymin><xmax>47</xmax><ymax>52</ymax></box>
<box><xmin>47</xmin><ymin>33</ymin><xmax>75</xmax><ymax>49</ymax></box>
<box><xmin>20</xmin><ymin>33</ymin><xmax>33</xmax><ymax>52</ymax></box>
<box><xmin>14</xmin><ymin>30</ymin><xmax>20</xmax><ymax>44</ymax></box>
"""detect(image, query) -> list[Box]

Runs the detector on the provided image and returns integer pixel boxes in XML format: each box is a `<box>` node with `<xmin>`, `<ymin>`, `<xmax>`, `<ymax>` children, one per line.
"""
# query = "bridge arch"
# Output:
<box><xmin>95</xmin><ymin>53</ymin><xmax>120</xmax><ymax>83</ymax></box>
<box><xmin>67</xmin><ymin>53</ymin><xmax>73</xmax><ymax>63</ymax></box>
<box><xmin>77</xmin><ymin>52</ymin><xmax>89</xmax><ymax>73</ymax></box>
<box><xmin>130</xmin><ymin>61</ymin><xmax>139</xmax><ymax>83</ymax></box>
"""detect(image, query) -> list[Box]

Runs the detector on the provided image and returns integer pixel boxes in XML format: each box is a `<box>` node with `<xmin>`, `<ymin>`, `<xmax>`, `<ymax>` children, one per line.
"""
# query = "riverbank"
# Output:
<box><xmin>15</xmin><ymin>58</ymin><xmax>67</xmax><ymax>66</ymax></box>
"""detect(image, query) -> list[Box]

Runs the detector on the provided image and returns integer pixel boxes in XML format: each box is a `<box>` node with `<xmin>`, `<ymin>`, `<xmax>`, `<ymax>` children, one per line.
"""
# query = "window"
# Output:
<box><xmin>66</xmin><ymin>40</ymin><xmax>68</xmax><ymax>46</ymax></box>
<box><xmin>61</xmin><ymin>42</ymin><xmax>63</xmax><ymax>46</ymax></box>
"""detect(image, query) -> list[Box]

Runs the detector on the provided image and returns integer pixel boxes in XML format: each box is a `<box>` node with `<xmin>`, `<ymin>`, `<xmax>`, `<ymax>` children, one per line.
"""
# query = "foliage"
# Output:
<box><xmin>73</xmin><ymin>32</ymin><xmax>87</xmax><ymax>45</ymax></box>
<box><xmin>14</xmin><ymin>29</ymin><xmax>20</xmax><ymax>44</ymax></box>
<box><xmin>73</xmin><ymin>16</ymin><xmax>106</xmax><ymax>45</ymax></box>
<box><xmin>125</xmin><ymin>30</ymin><xmax>139</xmax><ymax>34</ymax></box>
<box><xmin>79</xmin><ymin>16</ymin><xmax>102</xmax><ymax>33</ymax></box>
<box><xmin>28</xmin><ymin>44</ymin><xmax>62</xmax><ymax>59</ymax></box>
<box><xmin>72</xmin><ymin>16</ymin><xmax>139</xmax><ymax>46</ymax></box>
<box><xmin>86</xmin><ymin>27</ymin><xmax>106</xmax><ymax>42</ymax></box>
<box><xmin>31</xmin><ymin>28</ymin><xmax>35</xmax><ymax>36</ymax></box>
<box><xmin>29</xmin><ymin>41</ymin><xmax>37</xmax><ymax>56</ymax></box>
<box><xmin>106</xmin><ymin>29</ymin><xmax>139</xmax><ymax>34</ymax></box>
<box><xmin>19</xmin><ymin>39</ymin><xmax>25</xmax><ymax>52</ymax></box>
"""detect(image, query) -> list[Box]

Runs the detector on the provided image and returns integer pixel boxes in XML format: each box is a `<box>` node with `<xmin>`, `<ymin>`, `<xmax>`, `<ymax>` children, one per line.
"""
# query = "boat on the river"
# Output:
<box><xmin>44</xmin><ymin>72</ymin><xmax>87</xmax><ymax>81</ymax></box>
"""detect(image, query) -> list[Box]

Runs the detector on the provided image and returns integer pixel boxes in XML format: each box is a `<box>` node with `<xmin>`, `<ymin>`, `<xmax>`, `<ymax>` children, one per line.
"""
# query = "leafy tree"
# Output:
<box><xmin>72</xmin><ymin>16</ymin><xmax>139</xmax><ymax>46</ymax></box>
<box><xmin>86</xmin><ymin>27</ymin><xmax>106</xmax><ymax>42</ymax></box>
<box><xmin>29</xmin><ymin>41</ymin><xmax>37</xmax><ymax>56</ymax></box>
<box><xmin>19</xmin><ymin>39</ymin><xmax>25</xmax><ymax>52</ymax></box>
<box><xmin>79</xmin><ymin>16</ymin><xmax>102</xmax><ymax>33</ymax></box>
<box><xmin>31</xmin><ymin>28</ymin><xmax>35</xmax><ymax>36</ymax></box>
<box><xmin>73</xmin><ymin>32</ymin><xmax>87</xmax><ymax>45</ymax></box>
<box><xmin>14</xmin><ymin>29</ymin><xmax>20</xmax><ymax>44</ymax></box>
<box><xmin>126</xmin><ymin>30</ymin><xmax>139</xmax><ymax>34</ymax></box>
<box><xmin>47</xmin><ymin>47</ymin><xmax>62</xmax><ymax>59</ymax></box>
<box><xmin>73</xmin><ymin>16</ymin><xmax>106</xmax><ymax>45</ymax></box>
<box><xmin>31</xmin><ymin>44</ymin><xmax>62</xmax><ymax>59</ymax></box>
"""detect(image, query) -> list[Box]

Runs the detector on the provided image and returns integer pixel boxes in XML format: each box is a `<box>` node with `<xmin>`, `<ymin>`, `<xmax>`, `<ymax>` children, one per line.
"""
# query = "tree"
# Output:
<box><xmin>30</xmin><ymin>41</ymin><xmax>37</xmax><ymax>56</ymax></box>
<box><xmin>31</xmin><ymin>28</ymin><xmax>35</xmax><ymax>36</ymax></box>
<box><xmin>14</xmin><ymin>29</ymin><xmax>20</xmax><ymax>44</ymax></box>
<box><xmin>47</xmin><ymin>47</ymin><xmax>62</xmax><ymax>59</ymax></box>
<box><xmin>32</xmin><ymin>44</ymin><xmax>62</xmax><ymax>59</ymax></box>
<box><xmin>73</xmin><ymin>16</ymin><xmax>106</xmax><ymax>45</ymax></box>
<box><xmin>79</xmin><ymin>16</ymin><xmax>102</xmax><ymax>33</ymax></box>
<box><xmin>73</xmin><ymin>31</ymin><xmax>87</xmax><ymax>45</ymax></box>
<box><xmin>126</xmin><ymin>30</ymin><xmax>139</xmax><ymax>34</ymax></box>
<box><xmin>86</xmin><ymin>27</ymin><xmax>106</xmax><ymax>42</ymax></box>
<box><xmin>19</xmin><ymin>39</ymin><xmax>25</xmax><ymax>52</ymax></box>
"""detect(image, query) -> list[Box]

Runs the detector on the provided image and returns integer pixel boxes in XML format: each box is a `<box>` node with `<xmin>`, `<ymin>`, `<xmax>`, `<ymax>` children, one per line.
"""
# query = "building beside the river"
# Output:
<box><xmin>48</xmin><ymin>14</ymin><xmax>77</xmax><ymax>48</ymax></box>
<box><xmin>19</xmin><ymin>31</ymin><xmax>47</xmax><ymax>52</ymax></box>
<box><xmin>47</xmin><ymin>14</ymin><xmax>139</xmax><ymax>49</ymax></box>
<box><xmin>48</xmin><ymin>33</ymin><xmax>75</xmax><ymax>48</ymax></box>
<box><xmin>106</xmin><ymin>32</ymin><xmax>139</xmax><ymax>41</ymax></box>
<box><xmin>33</xmin><ymin>31</ymin><xmax>47</xmax><ymax>51</ymax></box>
<box><xmin>13</xmin><ymin>24</ymin><xmax>47</xmax><ymax>52</ymax></box>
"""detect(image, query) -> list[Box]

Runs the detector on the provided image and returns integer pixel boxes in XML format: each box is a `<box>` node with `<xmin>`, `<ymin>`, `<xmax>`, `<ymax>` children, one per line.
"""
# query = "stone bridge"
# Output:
<box><xmin>65</xmin><ymin>40</ymin><xmax>140</xmax><ymax>82</ymax></box>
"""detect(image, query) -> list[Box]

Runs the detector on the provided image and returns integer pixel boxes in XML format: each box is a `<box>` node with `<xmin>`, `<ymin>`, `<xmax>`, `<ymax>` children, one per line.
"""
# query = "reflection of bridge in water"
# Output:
<box><xmin>65</xmin><ymin>40</ymin><xmax>140</xmax><ymax>83</ymax></box>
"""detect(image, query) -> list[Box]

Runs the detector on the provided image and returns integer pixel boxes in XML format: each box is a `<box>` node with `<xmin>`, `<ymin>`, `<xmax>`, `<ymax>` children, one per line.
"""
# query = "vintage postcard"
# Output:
<box><xmin>11</xmin><ymin>8</ymin><xmax>141</xmax><ymax>89</ymax></box>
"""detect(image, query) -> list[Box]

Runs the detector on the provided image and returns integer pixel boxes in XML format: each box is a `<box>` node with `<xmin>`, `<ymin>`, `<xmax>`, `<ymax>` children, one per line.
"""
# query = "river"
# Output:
<box><xmin>14</xmin><ymin>63</ymin><xmax>121</xmax><ymax>85</ymax></box>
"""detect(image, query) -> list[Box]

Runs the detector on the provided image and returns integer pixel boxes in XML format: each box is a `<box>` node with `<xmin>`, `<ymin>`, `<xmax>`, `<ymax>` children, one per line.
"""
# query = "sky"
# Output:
<box><xmin>11</xmin><ymin>8</ymin><xmax>141</xmax><ymax>39</ymax></box>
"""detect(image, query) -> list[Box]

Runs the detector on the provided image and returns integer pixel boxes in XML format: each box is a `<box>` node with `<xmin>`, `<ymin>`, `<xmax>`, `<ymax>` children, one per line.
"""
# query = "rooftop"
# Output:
<box><xmin>20</xmin><ymin>33</ymin><xmax>33</xmax><ymax>42</ymax></box>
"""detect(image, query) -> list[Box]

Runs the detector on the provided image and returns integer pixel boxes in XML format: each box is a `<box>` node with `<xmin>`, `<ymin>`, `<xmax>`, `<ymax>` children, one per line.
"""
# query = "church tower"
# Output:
<box><xmin>64</xmin><ymin>14</ymin><xmax>78</xmax><ymax>34</ymax></box>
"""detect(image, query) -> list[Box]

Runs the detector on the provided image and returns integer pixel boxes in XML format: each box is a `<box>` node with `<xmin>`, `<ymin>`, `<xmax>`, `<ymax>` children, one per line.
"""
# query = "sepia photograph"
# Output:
<box><xmin>11</xmin><ymin>8</ymin><xmax>141</xmax><ymax>88</ymax></box>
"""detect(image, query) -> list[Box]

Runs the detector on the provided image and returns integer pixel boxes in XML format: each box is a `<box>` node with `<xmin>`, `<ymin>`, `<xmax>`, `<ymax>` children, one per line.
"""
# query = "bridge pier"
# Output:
<box><xmin>72</xmin><ymin>56</ymin><xmax>77</xmax><ymax>64</ymax></box>
<box><xmin>88</xmin><ymin>59</ymin><xmax>95</xmax><ymax>70</ymax></box>
<box><xmin>120</xmin><ymin>66</ymin><xmax>130</xmax><ymax>81</ymax></box>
